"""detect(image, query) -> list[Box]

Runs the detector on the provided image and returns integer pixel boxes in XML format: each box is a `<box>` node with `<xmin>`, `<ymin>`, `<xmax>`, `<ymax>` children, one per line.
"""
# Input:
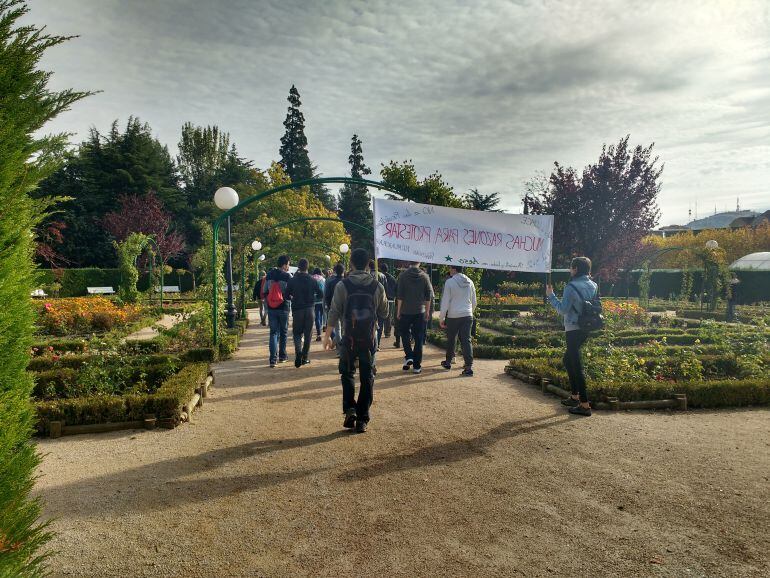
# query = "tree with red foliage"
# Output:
<box><xmin>103</xmin><ymin>191</ymin><xmax>186</xmax><ymax>264</ymax></box>
<box><xmin>35</xmin><ymin>220</ymin><xmax>69</xmax><ymax>268</ymax></box>
<box><xmin>525</xmin><ymin>135</ymin><xmax>662</xmax><ymax>278</ymax></box>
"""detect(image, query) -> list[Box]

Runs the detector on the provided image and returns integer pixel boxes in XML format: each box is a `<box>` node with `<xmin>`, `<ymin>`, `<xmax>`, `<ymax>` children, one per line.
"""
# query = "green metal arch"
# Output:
<box><xmin>212</xmin><ymin>177</ymin><xmax>404</xmax><ymax>343</ymax></box>
<box><xmin>254</xmin><ymin>216</ymin><xmax>374</xmax><ymax>239</ymax></box>
<box><xmin>133</xmin><ymin>236</ymin><xmax>165</xmax><ymax>310</ymax></box>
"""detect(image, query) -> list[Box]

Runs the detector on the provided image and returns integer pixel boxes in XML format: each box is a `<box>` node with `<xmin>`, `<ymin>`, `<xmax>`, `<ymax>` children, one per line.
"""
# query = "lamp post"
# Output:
<box><xmin>239</xmin><ymin>240</ymin><xmax>263</xmax><ymax>318</ymax></box>
<box><xmin>339</xmin><ymin>243</ymin><xmax>349</xmax><ymax>269</ymax></box>
<box><xmin>214</xmin><ymin>186</ymin><xmax>240</xmax><ymax>328</ymax></box>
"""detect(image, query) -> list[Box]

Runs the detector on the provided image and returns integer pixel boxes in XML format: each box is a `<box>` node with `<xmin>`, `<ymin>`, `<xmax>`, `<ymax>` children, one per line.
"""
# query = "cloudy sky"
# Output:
<box><xmin>29</xmin><ymin>0</ymin><xmax>770</xmax><ymax>225</ymax></box>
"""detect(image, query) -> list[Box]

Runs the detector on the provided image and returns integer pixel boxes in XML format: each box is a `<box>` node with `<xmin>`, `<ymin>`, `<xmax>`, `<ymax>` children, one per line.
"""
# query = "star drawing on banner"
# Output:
<box><xmin>445</xmin><ymin>255</ymin><xmax>453</xmax><ymax>262</ymax></box>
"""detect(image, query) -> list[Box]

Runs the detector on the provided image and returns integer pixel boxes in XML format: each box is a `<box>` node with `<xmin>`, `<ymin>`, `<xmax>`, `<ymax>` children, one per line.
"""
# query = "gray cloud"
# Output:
<box><xmin>29</xmin><ymin>0</ymin><xmax>770</xmax><ymax>224</ymax></box>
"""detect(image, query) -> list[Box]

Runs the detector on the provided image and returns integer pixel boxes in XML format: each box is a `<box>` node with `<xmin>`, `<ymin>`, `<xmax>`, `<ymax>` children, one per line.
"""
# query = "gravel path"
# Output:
<box><xmin>123</xmin><ymin>314</ymin><xmax>183</xmax><ymax>342</ymax></box>
<box><xmin>35</xmin><ymin>311</ymin><xmax>770</xmax><ymax>577</ymax></box>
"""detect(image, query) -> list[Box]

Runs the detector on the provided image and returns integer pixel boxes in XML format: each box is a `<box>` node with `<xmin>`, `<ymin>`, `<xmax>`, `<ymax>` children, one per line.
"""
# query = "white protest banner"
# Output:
<box><xmin>373</xmin><ymin>197</ymin><xmax>553</xmax><ymax>273</ymax></box>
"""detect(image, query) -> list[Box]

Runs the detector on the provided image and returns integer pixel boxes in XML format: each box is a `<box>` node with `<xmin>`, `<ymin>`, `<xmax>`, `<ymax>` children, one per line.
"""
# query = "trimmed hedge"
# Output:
<box><xmin>35</xmin><ymin>362</ymin><xmax>209</xmax><ymax>435</ymax></box>
<box><xmin>38</xmin><ymin>268</ymin><xmax>199</xmax><ymax>297</ymax></box>
<box><xmin>505</xmin><ymin>358</ymin><xmax>770</xmax><ymax>408</ymax></box>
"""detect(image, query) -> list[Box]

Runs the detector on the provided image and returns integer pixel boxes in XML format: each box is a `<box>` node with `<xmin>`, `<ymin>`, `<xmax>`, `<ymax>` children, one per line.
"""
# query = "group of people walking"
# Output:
<box><xmin>254</xmin><ymin>249</ymin><xmax>598</xmax><ymax>431</ymax></box>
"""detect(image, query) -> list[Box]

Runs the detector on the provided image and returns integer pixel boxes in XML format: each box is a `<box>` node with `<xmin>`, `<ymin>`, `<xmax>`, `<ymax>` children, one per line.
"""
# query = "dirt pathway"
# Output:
<box><xmin>123</xmin><ymin>313</ymin><xmax>184</xmax><ymax>342</ymax></box>
<box><xmin>35</xmin><ymin>311</ymin><xmax>769</xmax><ymax>577</ymax></box>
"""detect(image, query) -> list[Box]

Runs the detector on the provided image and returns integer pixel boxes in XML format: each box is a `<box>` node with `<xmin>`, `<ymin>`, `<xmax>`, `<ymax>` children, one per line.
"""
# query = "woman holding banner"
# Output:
<box><xmin>546</xmin><ymin>256</ymin><xmax>597</xmax><ymax>417</ymax></box>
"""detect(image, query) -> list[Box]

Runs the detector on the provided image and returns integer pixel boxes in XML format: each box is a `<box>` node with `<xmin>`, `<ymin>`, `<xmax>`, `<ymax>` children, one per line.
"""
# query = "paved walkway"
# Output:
<box><xmin>35</xmin><ymin>311</ymin><xmax>769</xmax><ymax>577</ymax></box>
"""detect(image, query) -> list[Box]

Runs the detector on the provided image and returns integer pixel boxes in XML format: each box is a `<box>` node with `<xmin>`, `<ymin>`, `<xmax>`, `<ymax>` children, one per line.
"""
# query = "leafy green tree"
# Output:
<box><xmin>176</xmin><ymin>122</ymin><xmax>255</xmax><ymax>209</ymax></box>
<box><xmin>338</xmin><ymin>134</ymin><xmax>373</xmax><ymax>251</ymax></box>
<box><xmin>34</xmin><ymin>117</ymin><xmax>180</xmax><ymax>266</ymax></box>
<box><xmin>0</xmin><ymin>1</ymin><xmax>89</xmax><ymax>574</ymax></box>
<box><xmin>278</xmin><ymin>85</ymin><xmax>336</xmax><ymax>211</ymax></box>
<box><xmin>380</xmin><ymin>160</ymin><xmax>464</xmax><ymax>208</ymax></box>
<box><xmin>464</xmin><ymin>188</ymin><xmax>502</xmax><ymax>212</ymax></box>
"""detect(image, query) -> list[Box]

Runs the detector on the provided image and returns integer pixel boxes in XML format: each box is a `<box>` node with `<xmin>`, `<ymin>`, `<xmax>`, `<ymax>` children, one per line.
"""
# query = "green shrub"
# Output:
<box><xmin>180</xmin><ymin>348</ymin><xmax>217</xmax><ymax>362</ymax></box>
<box><xmin>30</xmin><ymin>339</ymin><xmax>88</xmax><ymax>356</ymax></box>
<box><xmin>218</xmin><ymin>334</ymin><xmax>239</xmax><ymax>360</ymax></box>
<box><xmin>1</xmin><ymin>3</ymin><xmax>89</xmax><ymax>572</ymax></box>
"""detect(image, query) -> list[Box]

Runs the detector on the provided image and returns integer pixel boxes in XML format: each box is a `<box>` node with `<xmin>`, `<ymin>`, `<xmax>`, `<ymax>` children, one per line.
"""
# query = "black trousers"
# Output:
<box><xmin>292</xmin><ymin>307</ymin><xmax>314</xmax><ymax>360</ymax></box>
<box><xmin>340</xmin><ymin>347</ymin><xmax>374</xmax><ymax>422</ymax></box>
<box><xmin>445</xmin><ymin>316</ymin><xmax>473</xmax><ymax>368</ymax></box>
<box><xmin>564</xmin><ymin>329</ymin><xmax>589</xmax><ymax>403</ymax></box>
<box><xmin>399</xmin><ymin>313</ymin><xmax>426</xmax><ymax>368</ymax></box>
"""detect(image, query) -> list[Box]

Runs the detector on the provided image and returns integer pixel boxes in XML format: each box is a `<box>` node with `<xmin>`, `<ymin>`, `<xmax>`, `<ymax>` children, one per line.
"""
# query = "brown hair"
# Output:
<box><xmin>571</xmin><ymin>256</ymin><xmax>591</xmax><ymax>276</ymax></box>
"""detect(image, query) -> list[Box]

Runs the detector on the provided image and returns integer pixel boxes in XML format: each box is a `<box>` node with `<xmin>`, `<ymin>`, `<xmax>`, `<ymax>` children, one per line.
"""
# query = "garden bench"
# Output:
<box><xmin>154</xmin><ymin>285</ymin><xmax>181</xmax><ymax>293</ymax></box>
<box><xmin>86</xmin><ymin>286</ymin><xmax>115</xmax><ymax>295</ymax></box>
<box><xmin>30</xmin><ymin>289</ymin><xmax>48</xmax><ymax>298</ymax></box>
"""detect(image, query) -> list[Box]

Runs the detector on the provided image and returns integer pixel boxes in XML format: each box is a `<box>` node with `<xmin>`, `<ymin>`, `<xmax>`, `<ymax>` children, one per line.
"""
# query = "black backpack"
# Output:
<box><xmin>342</xmin><ymin>279</ymin><xmax>379</xmax><ymax>353</ymax></box>
<box><xmin>568</xmin><ymin>281</ymin><xmax>605</xmax><ymax>332</ymax></box>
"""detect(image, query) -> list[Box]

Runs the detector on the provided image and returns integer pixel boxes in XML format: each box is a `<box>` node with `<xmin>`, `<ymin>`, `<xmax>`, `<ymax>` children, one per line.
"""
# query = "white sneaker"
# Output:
<box><xmin>412</xmin><ymin>367</ymin><xmax>422</xmax><ymax>374</ymax></box>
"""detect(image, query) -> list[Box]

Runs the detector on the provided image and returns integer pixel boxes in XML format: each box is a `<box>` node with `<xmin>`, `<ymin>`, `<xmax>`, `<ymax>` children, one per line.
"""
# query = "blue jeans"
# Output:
<box><xmin>267</xmin><ymin>309</ymin><xmax>289</xmax><ymax>364</ymax></box>
<box><xmin>399</xmin><ymin>313</ymin><xmax>426</xmax><ymax>369</ymax></box>
<box><xmin>314</xmin><ymin>303</ymin><xmax>324</xmax><ymax>335</ymax></box>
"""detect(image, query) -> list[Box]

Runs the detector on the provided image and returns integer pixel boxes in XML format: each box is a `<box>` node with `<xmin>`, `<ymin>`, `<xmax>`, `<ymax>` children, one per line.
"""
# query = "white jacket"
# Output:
<box><xmin>439</xmin><ymin>273</ymin><xmax>477</xmax><ymax>321</ymax></box>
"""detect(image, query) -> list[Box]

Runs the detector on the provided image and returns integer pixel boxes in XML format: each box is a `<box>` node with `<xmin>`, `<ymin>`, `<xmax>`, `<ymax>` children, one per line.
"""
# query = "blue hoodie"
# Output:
<box><xmin>548</xmin><ymin>275</ymin><xmax>598</xmax><ymax>332</ymax></box>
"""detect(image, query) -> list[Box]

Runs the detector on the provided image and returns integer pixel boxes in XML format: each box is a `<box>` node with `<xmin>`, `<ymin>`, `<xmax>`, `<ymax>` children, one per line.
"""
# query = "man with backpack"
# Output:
<box><xmin>262</xmin><ymin>255</ymin><xmax>293</xmax><ymax>368</ymax></box>
<box><xmin>324</xmin><ymin>248</ymin><xmax>388</xmax><ymax>433</ymax></box>
<box><xmin>396</xmin><ymin>262</ymin><xmax>434</xmax><ymax>374</ymax></box>
<box><xmin>546</xmin><ymin>256</ymin><xmax>600</xmax><ymax>417</ymax></box>
<box><xmin>286</xmin><ymin>259</ymin><xmax>324</xmax><ymax>367</ymax></box>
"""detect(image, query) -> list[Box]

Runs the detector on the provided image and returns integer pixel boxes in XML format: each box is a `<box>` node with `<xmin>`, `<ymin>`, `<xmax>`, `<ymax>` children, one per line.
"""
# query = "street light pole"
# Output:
<box><xmin>339</xmin><ymin>243</ymin><xmax>349</xmax><ymax>270</ymax></box>
<box><xmin>214</xmin><ymin>187</ymin><xmax>240</xmax><ymax>329</ymax></box>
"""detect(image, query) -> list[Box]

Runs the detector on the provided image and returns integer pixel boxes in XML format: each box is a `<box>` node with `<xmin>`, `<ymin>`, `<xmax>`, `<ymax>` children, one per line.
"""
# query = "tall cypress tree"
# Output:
<box><xmin>338</xmin><ymin>134</ymin><xmax>373</xmax><ymax>251</ymax></box>
<box><xmin>278</xmin><ymin>85</ymin><xmax>336</xmax><ymax>211</ymax></box>
<box><xmin>0</xmin><ymin>1</ymin><xmax>90</xmax><ymax>574</ymax></box>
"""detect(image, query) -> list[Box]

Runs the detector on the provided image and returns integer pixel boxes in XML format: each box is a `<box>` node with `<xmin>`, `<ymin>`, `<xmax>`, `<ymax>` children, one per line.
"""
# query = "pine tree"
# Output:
<box><xmin>0</xmin><ymin>1</ymin><xmax>90</xmax><ymax>574</ymax></box>
<box><xmin>464</xmin><ymin>188</ymin><xmax>503</xmax><ymax>212</ymax></box>
<box><xmin>338</xmin><ymin>134</ymin><xmax>373</xmax><ymax>251</ymax></box>
<box><xmin>278</xmin><ymin>85</ymin><xmax>336</xmax><ymax>211</ymax></box>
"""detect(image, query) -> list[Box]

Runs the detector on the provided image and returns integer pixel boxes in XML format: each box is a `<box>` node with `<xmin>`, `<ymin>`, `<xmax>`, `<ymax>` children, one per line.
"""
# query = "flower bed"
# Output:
<box><xmin>37</xmin><ymin>297</ymin><xmax>145</xmax><ymax>336</ymax></box>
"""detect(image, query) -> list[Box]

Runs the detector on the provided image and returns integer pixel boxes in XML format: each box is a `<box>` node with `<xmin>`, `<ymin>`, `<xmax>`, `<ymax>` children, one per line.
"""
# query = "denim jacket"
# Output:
<box><xmin>548</xmin><ymin>275</ymin><xmax>598</xmax><ymax>332</ymax></box>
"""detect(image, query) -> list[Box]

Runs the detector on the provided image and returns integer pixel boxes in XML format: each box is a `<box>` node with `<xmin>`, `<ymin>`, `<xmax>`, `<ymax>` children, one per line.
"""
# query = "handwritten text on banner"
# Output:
<box><xmin>373</xmin><ymin>198</ymin><xmax>553</xmax><ymax>273</ymax></box>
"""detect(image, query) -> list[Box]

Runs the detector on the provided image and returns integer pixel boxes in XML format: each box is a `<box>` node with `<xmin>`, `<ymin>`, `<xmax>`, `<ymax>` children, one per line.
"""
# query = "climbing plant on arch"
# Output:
<box><xmin>211</xmin><ymin>177</ymin><xmax>404</xmax><ymax>343</ymax></box>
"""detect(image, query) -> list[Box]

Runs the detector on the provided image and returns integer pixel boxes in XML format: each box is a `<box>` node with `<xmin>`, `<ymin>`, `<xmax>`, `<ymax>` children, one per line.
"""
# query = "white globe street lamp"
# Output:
<box><xmin>325</xmin><ymin>255</ymin><xmax>331</xmax><ymax>262</ymax></box>
<box><xmin>705</xmin><ymin>239</ymin><xmax>719</xmax><ymax>250</ymax></box>
<box><xmin>259</xmin><ymin>254</ymin><xmax>266</xmax><ymax>261</ymax></box>
<box><xmin>214</xmin><ymin>187</ymin><xmax>240</xmax><ymax>328</ymax></box>
<box><xmin>339</xmin><ymin>243</ymin><xmax>349</xmax><ymax>254</ymax></box>
<box><xmin>251</xmin><ymin>240</ymin><xmax>262</xmax><ymax>251</ymax></box>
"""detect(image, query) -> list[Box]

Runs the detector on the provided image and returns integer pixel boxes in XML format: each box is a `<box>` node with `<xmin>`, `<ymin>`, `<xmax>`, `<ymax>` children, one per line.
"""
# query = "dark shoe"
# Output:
<box><xmin>278</xmin><ymin>357</ymin><xmax>288</xmax><ymax>364</ymax></box>
<box><xmin>460</xmin><ymin>368</ymin><xmax>474</xmax><ymax>377</ymax></box>
<box><xmin>568</xmin><ymin>405</ymin><xmax>592</xmax><ymax>417</ymax></box>
<box><xmin>260</xmin><ymin>321</ymin><xmax>267</xmax><ymax>326</ymax></box>
<box><xmin>412</xmin><ymin>367</ymin><xmax>422</xmax><ymax>374</ymax></box>
<box><xmin>316</xmin><ymin>335</ymin><xmax>322</xmax><ymax>342</ymax></box>
<box><xmin>302</xmin><ymin>358</ymin><xmax>310</xmax><ymax>365</ymax></box>
<box><xmin>402</xmin><ymin>359</ymin><xmax>413</xmax><ymax>371</ymax></box>
<box><xmin>394</xmin><ymin>340</ymin><xmax>400</xmax><ymax>348</ymax></box>
<box><xmin>372</xmin><ymin>365</ymin><xmax>378</xmax><ymax>376</ymax></box>
<box><xmin>269</xmin><ymin>362</ymin><xmax>276</xmax><ymax>368</ymax></box>
<box><xmin>561</xmin><ymin>397</ymin><xmax>580</xmax><ymax>407</ymax></box>
<box><xmin>294</xmin><ymin>356</ymin><xmax>302</xmax><ymax>368</ymax></box>
<box><xmin>343</xmin><ymin>408</ymin><xmax>357</xmax><ymax>429</ymax></box>
<box><xmin>441</xmin><ymin>360</ymin><xmax>451</xmax><ymax>370</ymax></box>
<box><xmin>355</xmin><ymin>419</ymin><xmax>368</xmax><ymax>433</ymax></box>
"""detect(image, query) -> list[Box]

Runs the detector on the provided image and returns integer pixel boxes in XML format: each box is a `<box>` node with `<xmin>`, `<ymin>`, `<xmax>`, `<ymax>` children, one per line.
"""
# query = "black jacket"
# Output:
<box><xmin>324</xmin><ymin>274</ymin><xmax>343</xmax><ymax>308</ymax></box>
<box><xmin>286</xmin><ymin>271</ymin><xmax>323</xmax><ymax>311</ymax></box>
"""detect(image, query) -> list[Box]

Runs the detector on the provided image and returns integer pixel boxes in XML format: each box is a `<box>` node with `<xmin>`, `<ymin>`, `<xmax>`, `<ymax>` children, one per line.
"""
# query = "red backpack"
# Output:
<box><xmin>266</xmin><ymin>279</ymin><xmax>285</xmax><ymax>309</ymax></box>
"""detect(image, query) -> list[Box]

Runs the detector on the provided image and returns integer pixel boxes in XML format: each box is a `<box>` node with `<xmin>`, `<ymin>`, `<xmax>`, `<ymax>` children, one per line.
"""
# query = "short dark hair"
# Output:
<box><xmin>277</xmin><ymin>255</ymin><xmax>289</xmax><ymax>267</ymax></box>
<box><xmin>312</xmin><ymin>267</ymin><xmax>322</xmax><ymax>275</ymax></box>
<box><xmin>334</xmin><ymin>263</ymin><xmax>344</xmax><ymax>276</ymax></box>
<box><xmin>450</xmin><ymin>265</ymin><xmax>463</xmax><ymax>273</ymax></box>
<box><xmin>380</xmin><ymin>262</ymin><xmax>389</xmax><ymax>273</ymax></box>
<box><xmin>298</xmin><ymin>258</ymin><xmax>309</xmax><ymax>272</ymax></box>
<box><xmin>368</xmin><ymin>260</ymin><xmax>375</xmax><ymax>270</ymax></box>
<box><xmin>351</xmin><ymin>248</ymin><xmax>368</xmax><ymax>270</ymax></box>
<box><xmin>571</xmin><ymin>256</ymin><xmax>591</xmax><ymax>276</ymax></box>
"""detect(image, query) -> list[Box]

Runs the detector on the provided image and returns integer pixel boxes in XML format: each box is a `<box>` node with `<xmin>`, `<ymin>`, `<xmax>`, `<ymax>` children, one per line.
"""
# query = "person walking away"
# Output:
<box><xmin>311</xmin><ymin>267</ymin><xmax>326</xmax><ymax>341</ymax></box>
<box><xmin>324</xmin><ymin>263</ymin><xmax>345</xmax><ymax>356</ymax></box>
<box><xmin>368</xmin><ymin>260</ymin><xmax>388</xmax><ymax>349</ymax></box>
<box><xmin>546</xmin><ymin>256</ymin><xmax>598</xmax><ymax>416</ymax></box>
<box><xmin>396</xmin><ymin>262</ymin><xmax>434</xmax><ymax>374</ymax></box>
<box><xmin>324</xmin><ymin>248</ymin><xmax>388</xmax><ymax>433</ymax></box>
<box><xmin>286</xmin><ymin>259</ymin><xmax>323</xmax><ymax>367</ymax></box>
<box><xmin>379</xmin><ymin>262</ymin><xmax>398</xmax><ymax>341</ymax></box>
<box><xmin>263</xmin><ymin>255</ymin><xmax>292</xmax><ymax>367</ymax></box>
<box><xmin>439</xmin><ymin>265</ymin><xmax>477</xmax><ymax>376</ymax></box>
<box><xmin>252</xmin><ymin>270</ymin><xmax>267</xmax><ymax>326</ymax></box>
